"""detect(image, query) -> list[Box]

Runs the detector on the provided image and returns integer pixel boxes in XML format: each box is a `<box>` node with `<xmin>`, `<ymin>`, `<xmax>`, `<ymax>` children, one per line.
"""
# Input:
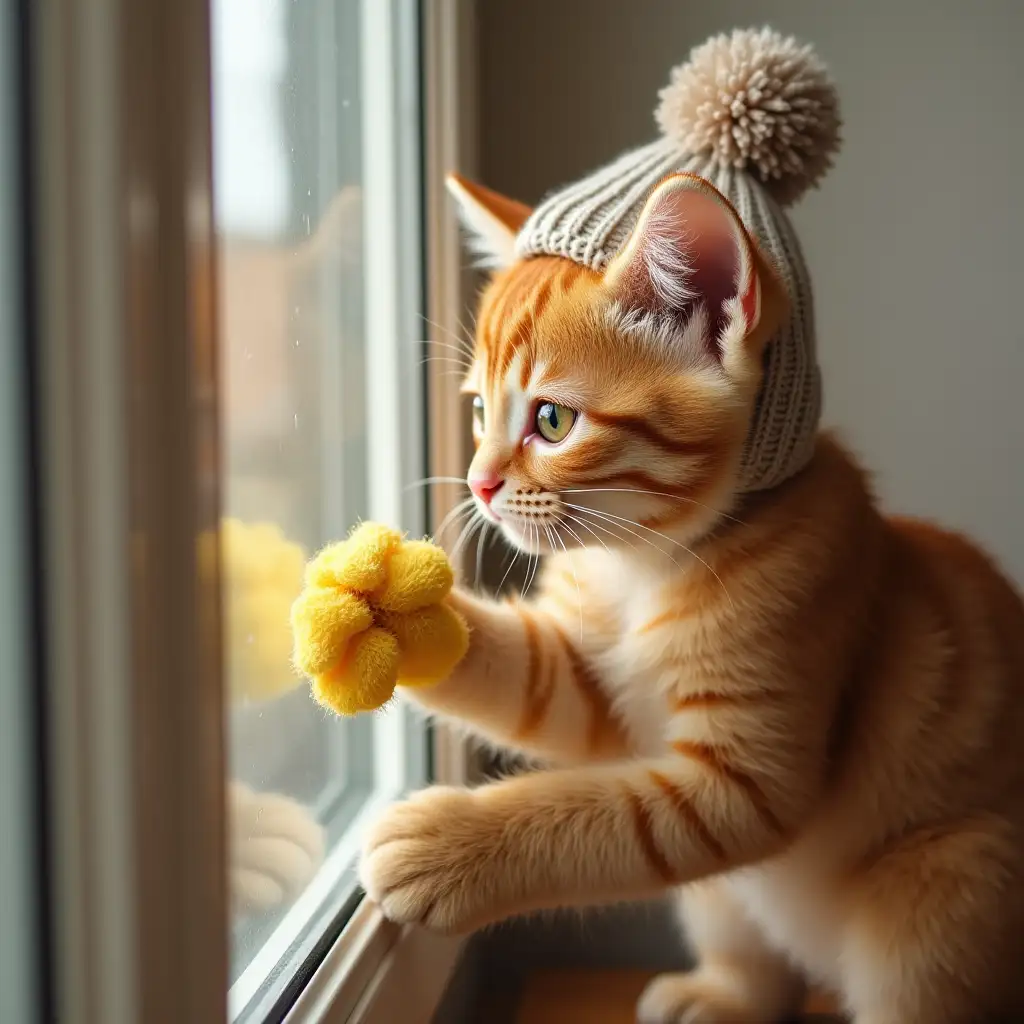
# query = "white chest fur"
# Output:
<box><xmin>726</xmin><ymin>851</ymin><xmax>845</xmax><ymax>988</ymax></box>
<box><xmin>589</xmin><ymin>556</ymin><xmax>689</xmax><ymax>756</ymax></box>
<box><xmin>580</xmin><ymin>553</ymin><xmax>847</xmax><ymax>988</ymax></box>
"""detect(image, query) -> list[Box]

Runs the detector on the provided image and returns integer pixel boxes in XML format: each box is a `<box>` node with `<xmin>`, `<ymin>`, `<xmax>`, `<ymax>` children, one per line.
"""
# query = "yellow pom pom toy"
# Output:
<box><xmin>290</xmin><ymin>522</ymin><xmax>469</xmax><ymax>715</ymax></box>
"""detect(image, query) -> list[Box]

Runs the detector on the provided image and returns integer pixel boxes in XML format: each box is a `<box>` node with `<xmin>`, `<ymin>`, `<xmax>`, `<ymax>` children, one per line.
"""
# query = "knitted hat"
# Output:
<box><xmin>516</xmin><ymin>27</ymin><xmax>841</xmax><ymax>492</ymax></box>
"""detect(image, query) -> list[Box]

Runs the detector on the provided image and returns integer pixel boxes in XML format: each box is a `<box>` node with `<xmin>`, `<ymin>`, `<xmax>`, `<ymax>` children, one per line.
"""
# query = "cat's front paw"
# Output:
<box><xmin>358</xmin><ymin>786</ymin><xmax>507</xmax><ymax>934</ymax></box>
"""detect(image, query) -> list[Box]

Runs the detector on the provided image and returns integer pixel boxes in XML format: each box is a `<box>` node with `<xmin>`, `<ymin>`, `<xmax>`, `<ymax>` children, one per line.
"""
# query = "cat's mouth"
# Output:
<box><xmin>473</xmin><ymin>487</ymin><xmax>608</xmax><ymax>555</ymax></box>
<box><xmin>474</xmin><ymin>501</ymin><xmax>502</xmax><ymax>525</ymax></box>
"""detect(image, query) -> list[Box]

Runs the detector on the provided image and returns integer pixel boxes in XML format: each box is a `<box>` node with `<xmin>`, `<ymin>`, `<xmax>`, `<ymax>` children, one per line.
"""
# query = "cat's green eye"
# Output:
<box><xmin>472</xmin><ymin>394</ymin><xmax>485</xmax><ymax>433</ymax></box>
<box><xmin>535</xmin><ymin>401</ymin><xmax>576</xmax><ymax>444</ymax></box>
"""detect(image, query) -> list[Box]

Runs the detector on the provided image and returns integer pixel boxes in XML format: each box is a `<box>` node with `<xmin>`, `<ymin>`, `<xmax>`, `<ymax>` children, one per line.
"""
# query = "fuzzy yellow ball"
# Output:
<box><xmin>290</xmin><ymin>523</ymin><xmax>469</xmax><ymax>715</ymax></box>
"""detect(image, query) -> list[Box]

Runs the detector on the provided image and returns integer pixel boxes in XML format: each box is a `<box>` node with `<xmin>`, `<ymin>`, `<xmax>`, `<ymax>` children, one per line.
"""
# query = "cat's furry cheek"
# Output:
<box><xmin>358</xmin><ymin>785</ymin><xmax>514</xmax><ymax>934</ymax></box>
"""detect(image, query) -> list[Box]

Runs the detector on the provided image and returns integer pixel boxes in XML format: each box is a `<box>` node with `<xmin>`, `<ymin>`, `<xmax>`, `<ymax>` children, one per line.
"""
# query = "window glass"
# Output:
<box><xmin>210</xmin><ymin>1</ymin><xmax>426</xmax><ymax>1016</ymax></box>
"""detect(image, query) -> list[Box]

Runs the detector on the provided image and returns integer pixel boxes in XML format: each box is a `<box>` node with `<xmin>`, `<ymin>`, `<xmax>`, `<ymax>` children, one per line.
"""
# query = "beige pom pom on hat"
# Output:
<box><xmin>516</xmin><ymin>27</ymin><xmax>842</xmax><ymax>492</ymax></box>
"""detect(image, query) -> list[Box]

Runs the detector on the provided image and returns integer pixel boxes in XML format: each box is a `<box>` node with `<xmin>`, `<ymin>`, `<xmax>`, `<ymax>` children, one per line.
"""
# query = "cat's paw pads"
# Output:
<box><xmin>358</xmin><ymin>786</ymin><xmax>497</xmax><ymax>934</ymax></box>
<box><xmin>637</xmin><ymin>971</ymin><xmax>762</xmax><ymax>1024</ymax></box>
<box><xmin>228</xmin><ymin>782</ymin><xmax>325</xmax><ymax>917</ymax></box>
<box><xmin>291</xmin><ymin>522</ymin><xmax>469</xmax><ymax>715</ymax></box>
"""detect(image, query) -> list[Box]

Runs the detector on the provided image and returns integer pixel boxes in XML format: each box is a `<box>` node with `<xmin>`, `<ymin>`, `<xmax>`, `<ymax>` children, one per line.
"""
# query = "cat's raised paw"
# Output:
<box><xmin>358</xmin><ymin>785</ymin><xmax>506</xmax><ymax>934</ymax></box>
<box><xmin>637</xmin><ymin>970</ymin><xmax>767</xmax><ymax>1024</ymax></box>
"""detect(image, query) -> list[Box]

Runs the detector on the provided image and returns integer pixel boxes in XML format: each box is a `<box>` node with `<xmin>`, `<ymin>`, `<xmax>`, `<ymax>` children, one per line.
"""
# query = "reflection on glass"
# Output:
<box><xmin>210</xmin><ymin>0</ymin><xmax>378</xmax><ymax>1012</ymax></box>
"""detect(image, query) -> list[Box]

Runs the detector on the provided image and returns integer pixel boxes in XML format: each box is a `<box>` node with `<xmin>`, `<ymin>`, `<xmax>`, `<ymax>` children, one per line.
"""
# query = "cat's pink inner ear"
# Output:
<box><xmin>605</xmin><ymin>174</ymin><xmax>759</xmax><ymax>357</ymax></box>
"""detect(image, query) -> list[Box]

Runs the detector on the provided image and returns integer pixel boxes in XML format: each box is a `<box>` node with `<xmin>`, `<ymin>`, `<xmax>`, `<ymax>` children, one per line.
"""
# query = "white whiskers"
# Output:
<box><xmin>549</xmin><ymin>522</ymin><xmax>584</xmax><ymax>645</ymax></box>
<box><xmin>562</xmin><ymin>501</ymin><xmax>735</xmax><ymax>610</ymax></box>
<box><xmin>433</xmin><ymin>496</ymin><xmax>476</xmax><ymax>544</ymax></box>
<box><xmin>521</xmin><ymin>523</ymin><xmax>542</xmax><ymax>601</ymax></box>
<box><xmin>561</xmin><ymin>486</ymin><xmax>744</xmax><ymax>527</ymax></box>
<box><xmin>558</xmin><ymin>509</ymin><xmax>611</xmax><ymax>554</ymax></box>
<box><xmin>451</xmin><ymin>514</ymin><xmax>486</xmax><ymax>567</ymax></box>
<box><xmin>405</xmin><ymin>475</ymin><xmax>470</xmax><ymax>491</ymax></box>
<box><xmin>496</xmin><ymin>541</ymin><xmax>522</xmax><ymax>594</ymax></box>
<box><xmin>475</xmin><ymin>520</ymin><xmax>491</xmax><ymax>588</ymax></box>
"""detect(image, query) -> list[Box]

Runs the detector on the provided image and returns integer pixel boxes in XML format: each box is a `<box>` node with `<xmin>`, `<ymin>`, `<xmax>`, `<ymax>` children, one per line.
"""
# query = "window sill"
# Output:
<box><xmin>284</xmin><ymin>898</ymin><xmax>464</xmax><ymax>1024</ymax></box>
<box><xmin>280</xmin><ymin>0</ymin><xmax>477</xmax><ymax>1014</ymax></box>
<box><xmin>280</xmin><ymin>722</ymin><xmax>471</xmax><ymax>1024</ymax></box>
<box><xmin>230</xmin><ymin>785</ymin><xmax>387</xmax><ymax>1020</ymax></box>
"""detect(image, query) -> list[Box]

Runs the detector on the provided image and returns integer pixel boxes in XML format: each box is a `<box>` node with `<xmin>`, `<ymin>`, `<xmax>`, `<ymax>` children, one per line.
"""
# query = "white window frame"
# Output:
<box><xmin>285</xmin><ymin>2</ymin><xmax>482</xmax><ymax>1019</ymax></box>
<box><xmin>29</xmin><ymin>0</ymin><xmax>480</xmax><ymax>1021</ymax></box>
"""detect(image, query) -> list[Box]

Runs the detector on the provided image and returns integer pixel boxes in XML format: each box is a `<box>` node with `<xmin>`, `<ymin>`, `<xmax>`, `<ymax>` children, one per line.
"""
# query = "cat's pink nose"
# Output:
<box><xmin>469</xmin><ymin>473</ymin><xmax>504</xmax><ymax>506</ymax></box>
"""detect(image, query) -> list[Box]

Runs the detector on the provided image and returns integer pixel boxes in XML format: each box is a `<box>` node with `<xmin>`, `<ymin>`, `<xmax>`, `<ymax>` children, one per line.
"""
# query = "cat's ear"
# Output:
<box><xmin>446</xmin><ymin>173</ymin><xmax>532</xmax><ymax>269</ymax></box>
<box><xmin>604</xmin><ymin>173</ymin><xmax>786</xmax><ymax>369</ymax></box>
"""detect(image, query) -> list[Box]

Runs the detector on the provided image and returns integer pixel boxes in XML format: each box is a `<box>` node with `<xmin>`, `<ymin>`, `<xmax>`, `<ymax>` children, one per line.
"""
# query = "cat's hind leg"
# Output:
<box><xmin>638</xmin><ymin>879</ymin><xmax>805</xmax><ymax>1024</ymax></box>
<box><xmin>839</xmin><ymin>816</ymin><xmax>1024</xmax><ymax>1024</ymax></box>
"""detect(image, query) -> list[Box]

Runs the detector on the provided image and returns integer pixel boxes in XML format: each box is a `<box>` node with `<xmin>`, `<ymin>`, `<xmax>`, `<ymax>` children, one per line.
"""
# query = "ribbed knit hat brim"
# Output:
<box><xmin>514</xmin><ymin>28</ymin><xmax>840</xmax><ymax>493</ymax></box>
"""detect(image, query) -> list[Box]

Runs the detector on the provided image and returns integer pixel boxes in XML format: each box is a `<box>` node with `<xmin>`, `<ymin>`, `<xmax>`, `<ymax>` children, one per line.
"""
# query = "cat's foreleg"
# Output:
<box><xmin>398</xmin><ymin>587</ymin><xmax>629</xmax><ymax>764</ymax></box>
<box><xmin>358</xmin><ymin>743</ymin><xmax>817</xmax><ymax>934</ymax></box>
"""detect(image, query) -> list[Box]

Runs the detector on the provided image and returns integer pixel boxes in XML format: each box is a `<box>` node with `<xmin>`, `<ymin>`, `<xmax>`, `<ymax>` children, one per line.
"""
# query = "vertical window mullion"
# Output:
<box><xmin>361</xmin><ymin>0</ymin><xmax>427</xmax><ymax>794</ymax></box>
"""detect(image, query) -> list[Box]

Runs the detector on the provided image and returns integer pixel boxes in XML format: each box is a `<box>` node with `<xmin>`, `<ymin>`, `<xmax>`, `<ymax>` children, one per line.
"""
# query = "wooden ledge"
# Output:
<box><xmin>513</xmin><ymin>969</ymin><xmax>842</xmax><ymax>1023</ymax></box>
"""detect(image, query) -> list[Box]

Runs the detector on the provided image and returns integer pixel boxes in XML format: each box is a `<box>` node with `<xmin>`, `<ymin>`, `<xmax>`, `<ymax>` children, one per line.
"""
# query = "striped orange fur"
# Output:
<box><xmin>358</xmin><ymin>174</ymin><xmax>1024</xmax><ymax>1024</ymax></box>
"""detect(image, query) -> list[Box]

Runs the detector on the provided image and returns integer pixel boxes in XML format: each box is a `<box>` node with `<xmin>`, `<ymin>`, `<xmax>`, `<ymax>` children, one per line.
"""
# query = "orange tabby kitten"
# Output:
<box><xmin>358</xmin><ymin>173</ymin><xmax>1024</xmax><ymax>1024</ymax></box>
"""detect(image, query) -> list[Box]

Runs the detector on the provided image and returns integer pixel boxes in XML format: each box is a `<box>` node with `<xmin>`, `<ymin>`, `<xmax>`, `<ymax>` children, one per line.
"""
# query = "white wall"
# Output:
<box><xmin>477</xmin><ymin>0</ymin><xmax>1024</xmax><ymax>583</ymax></box>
